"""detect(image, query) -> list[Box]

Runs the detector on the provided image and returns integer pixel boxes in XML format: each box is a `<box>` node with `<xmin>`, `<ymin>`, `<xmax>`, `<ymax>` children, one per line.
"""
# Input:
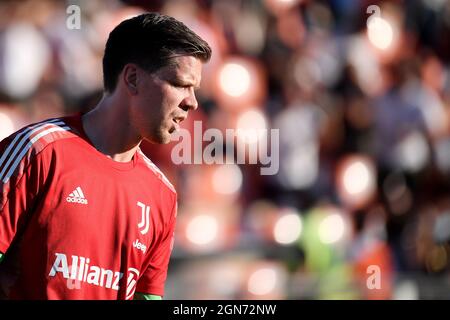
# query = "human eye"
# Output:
<box><xmin>172</xmin><ymin>82</ymin><xmax>184</xmax><ymax>88</ymax></box>
<box><xmin>171</xmin><ymin>83</ymin><xmax>187</xmax><ymax>91</ymax></box>
<box><xmin>169</xmin><ymin>78</ymin><xmax>185</xmax><ymax>87</ymax></box>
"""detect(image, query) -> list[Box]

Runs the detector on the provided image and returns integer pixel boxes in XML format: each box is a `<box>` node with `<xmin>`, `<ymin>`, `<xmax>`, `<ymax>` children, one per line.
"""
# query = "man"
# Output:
<box><xmin>0</xmin><ymin>12</ymin><xmax>211</xmax><ymax>299</ymax></box>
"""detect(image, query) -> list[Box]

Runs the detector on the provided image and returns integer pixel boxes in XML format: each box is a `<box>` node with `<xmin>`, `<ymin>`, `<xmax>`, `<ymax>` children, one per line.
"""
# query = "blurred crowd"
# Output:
<box><xmin>1</xmin><ymin>0</ymin><xmax>450</xmax><ymax>299</ymax></box>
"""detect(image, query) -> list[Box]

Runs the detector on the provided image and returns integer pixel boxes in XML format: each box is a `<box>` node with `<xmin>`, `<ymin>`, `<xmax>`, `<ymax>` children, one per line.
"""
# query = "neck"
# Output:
<box><xmin>81</xmin><ymin>93</ymin><xmax>141</xmax><ymax>163</ymax></box>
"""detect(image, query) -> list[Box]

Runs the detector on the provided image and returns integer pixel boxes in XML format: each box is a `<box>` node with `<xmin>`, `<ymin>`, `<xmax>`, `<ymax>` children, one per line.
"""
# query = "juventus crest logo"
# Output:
<box><xmin>137</xmin><ymin>201</ymin><xmax>150</xmax><ymax>235</ymax></box>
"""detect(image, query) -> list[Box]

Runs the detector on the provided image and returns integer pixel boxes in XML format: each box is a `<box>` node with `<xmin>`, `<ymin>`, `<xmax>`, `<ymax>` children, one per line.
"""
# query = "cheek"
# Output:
<box><xmin>161</xmin><ymin>88</ymin><xmax>182</xmax><ymax>114</ymax></box>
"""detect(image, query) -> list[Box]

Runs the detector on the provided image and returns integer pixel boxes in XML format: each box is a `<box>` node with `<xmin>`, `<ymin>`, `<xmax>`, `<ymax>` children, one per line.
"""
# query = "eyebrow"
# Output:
<box><xmin>164</xmin><ymin>65</ymin><xmax>201</xmax><ymax>89</ymax></box>
<box><xmin>176</xmin><ymin>78</ymin><xmax>201</xmax><ymax>90</ymax></box>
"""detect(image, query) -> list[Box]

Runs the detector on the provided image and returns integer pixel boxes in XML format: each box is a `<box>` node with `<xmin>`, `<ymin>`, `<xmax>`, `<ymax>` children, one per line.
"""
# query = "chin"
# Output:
<box><xmin>159</xmin><ymin>136</ymin><xmax>172</xmax><ymax>144</ymax></box>
<box><xmin>145</xmin><ymin>137</ymin><xmax>169</xmax><ymax>145</ymax></box>
<box><xmin>145</xmin><ymin>131</ymin><xmax>171</xmax><ymax>144</ymax></box>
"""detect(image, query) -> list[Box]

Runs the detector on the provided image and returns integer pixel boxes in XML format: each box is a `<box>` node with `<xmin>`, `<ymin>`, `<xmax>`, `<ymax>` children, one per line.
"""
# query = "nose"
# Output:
<box><xmin>181</xmin><ymin>88</ymin><xmax>198</xmax><ymax>111</ymax></box>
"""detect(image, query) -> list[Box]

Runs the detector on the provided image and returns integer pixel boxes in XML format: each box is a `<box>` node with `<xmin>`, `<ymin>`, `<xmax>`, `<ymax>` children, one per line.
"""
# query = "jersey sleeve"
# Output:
<box><xmin>136</xmin><ymin>196</ymin><xmax>177</xmax><ymax>297</ymax></box>
<box><xmin>0</xmin><ymin>134</ymin><xmax>49</xmax><ymax>254</ymax></box>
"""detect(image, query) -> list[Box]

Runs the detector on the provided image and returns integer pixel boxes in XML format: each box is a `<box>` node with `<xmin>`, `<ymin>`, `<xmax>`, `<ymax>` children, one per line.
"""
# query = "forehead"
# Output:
<box><xmin>158</xmin><ymin>56</ymin><xmax>203</xmax><ymax>85</ymax></box>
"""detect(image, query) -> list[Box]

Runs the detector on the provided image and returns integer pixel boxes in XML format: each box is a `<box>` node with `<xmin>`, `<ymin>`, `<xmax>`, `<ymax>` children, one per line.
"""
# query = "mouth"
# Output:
<box><xmin>173</xmin><ymin>115</ymin><xmax>186</xmax><ymax>124</ymax></box>
<box><xmin>171</xmin><ymin>115</ymin><xmax>187</xmax><ymax>132</ymax></box>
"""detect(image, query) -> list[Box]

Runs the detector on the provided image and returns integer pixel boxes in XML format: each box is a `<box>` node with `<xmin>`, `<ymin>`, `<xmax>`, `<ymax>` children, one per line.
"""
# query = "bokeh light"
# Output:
<box><xmin>247</xmin><ymin>268</ymin><xmax>277</xmax><ymax>296</ymax></box>
<box><xmin>214</xmin><ymin>57</ymin><xmax>266</xmax><ymax>110</ymax></box>
<box><xmin>273</xmin><ymin>211</ymin><xmax>302</xmax><ymax>245</ymax></box>
<box><xmin>236</xmin><ymin>108</ymin><xmax>268</xmax><ymax>145</ymax></box>
<box><xmin>367</xmin><ymin>16</ymin><xmax>394</xmax><ymax>50</ymax></box>
<box><xmin>186</xmin><ymin>214</ymin><xmax>218</xmax><ymax>246</ymax></box>
<box><xmin>343</xmin><ymin>161</ymin><xmax>371</xmax><ymax>195</ymax></box>
<box><xmin>219</xmin><ymin>63</ymin><xmax>251</xmax><ymax>98</ymax></box>
<box><xmin>318</xmin><ymin>213</ymin><xmax>345</xmax><ymax>245</ymax></box>
<box><xmin>212</xmin><ymin>164</ymin><xmax>243</xmax><ymax>195</ymax></box>
<box><xmin>394</xmin><ymin>131</ymin><xmax>430</xmax><ymax>172</ymax></box>
<box><xmin>337</xmin><ymin>155</ymin><xmax>376</xmax><ymax>209</ymax></box>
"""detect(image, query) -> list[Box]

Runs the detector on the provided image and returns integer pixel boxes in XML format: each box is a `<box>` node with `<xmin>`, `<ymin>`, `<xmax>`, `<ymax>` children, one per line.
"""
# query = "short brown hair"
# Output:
<box><xmin>102</xmin><ymin>12</ymin><xmax>212</xmax><ymax>93</ymax></box>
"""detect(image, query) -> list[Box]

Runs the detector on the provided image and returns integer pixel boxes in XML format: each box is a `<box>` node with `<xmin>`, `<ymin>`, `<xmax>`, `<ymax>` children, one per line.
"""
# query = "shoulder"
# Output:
<box><xmin>1</xmin><ymin>117</ymin><xmax>77</xmax><ymax>155</ymax></box>
<box><xmin>0</xmin><ymin>117</ymin><xmax>77</xmax><ymax>183</ymax></box>
<box><xmin>137</xmin><ymin>149</ymin><xmax>177</xmax><ymax>196</ymax></box>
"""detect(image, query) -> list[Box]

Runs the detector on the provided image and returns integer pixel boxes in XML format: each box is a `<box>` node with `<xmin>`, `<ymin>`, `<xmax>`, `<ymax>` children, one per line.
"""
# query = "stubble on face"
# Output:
<box><xmin>134</xmin><ymin>56</ymin><xmax>203</xmax><ymax>145</ymax></box>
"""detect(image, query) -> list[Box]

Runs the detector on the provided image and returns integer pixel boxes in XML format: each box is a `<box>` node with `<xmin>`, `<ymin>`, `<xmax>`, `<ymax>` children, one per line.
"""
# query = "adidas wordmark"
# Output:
<box><xmin>66</xmin><ymin>187</ymin><xmax>88</xmax><ymax>204</ymax></box>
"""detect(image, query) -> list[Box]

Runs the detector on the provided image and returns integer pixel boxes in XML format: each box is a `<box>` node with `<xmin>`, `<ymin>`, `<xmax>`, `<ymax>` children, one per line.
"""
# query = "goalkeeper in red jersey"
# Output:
<box><xmin>0</xmin><ymin>12</ymin><xmax>211</xmax><ymax>299</ymax></box>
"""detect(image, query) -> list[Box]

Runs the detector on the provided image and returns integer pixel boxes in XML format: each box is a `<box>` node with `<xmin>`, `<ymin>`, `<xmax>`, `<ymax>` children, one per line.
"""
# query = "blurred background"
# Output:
<box><xmin>1</xmin><ymin>0</ymin><xmax>450</xmax><ymax>299</ymax></box>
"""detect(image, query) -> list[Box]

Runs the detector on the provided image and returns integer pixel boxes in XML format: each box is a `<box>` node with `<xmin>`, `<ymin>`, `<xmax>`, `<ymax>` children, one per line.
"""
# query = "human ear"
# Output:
<box><xmin>123</xmin><ymin>64</ymin><xmax>138</xmax><ymax>95</ymax></box>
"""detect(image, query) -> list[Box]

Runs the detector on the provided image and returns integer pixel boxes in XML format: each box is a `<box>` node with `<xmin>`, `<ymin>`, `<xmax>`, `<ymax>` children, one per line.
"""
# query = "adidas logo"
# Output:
<box><xmin>66</xmin><ymin>186</ymin><xmax>88</xmax><ymax>205</ymax></box>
